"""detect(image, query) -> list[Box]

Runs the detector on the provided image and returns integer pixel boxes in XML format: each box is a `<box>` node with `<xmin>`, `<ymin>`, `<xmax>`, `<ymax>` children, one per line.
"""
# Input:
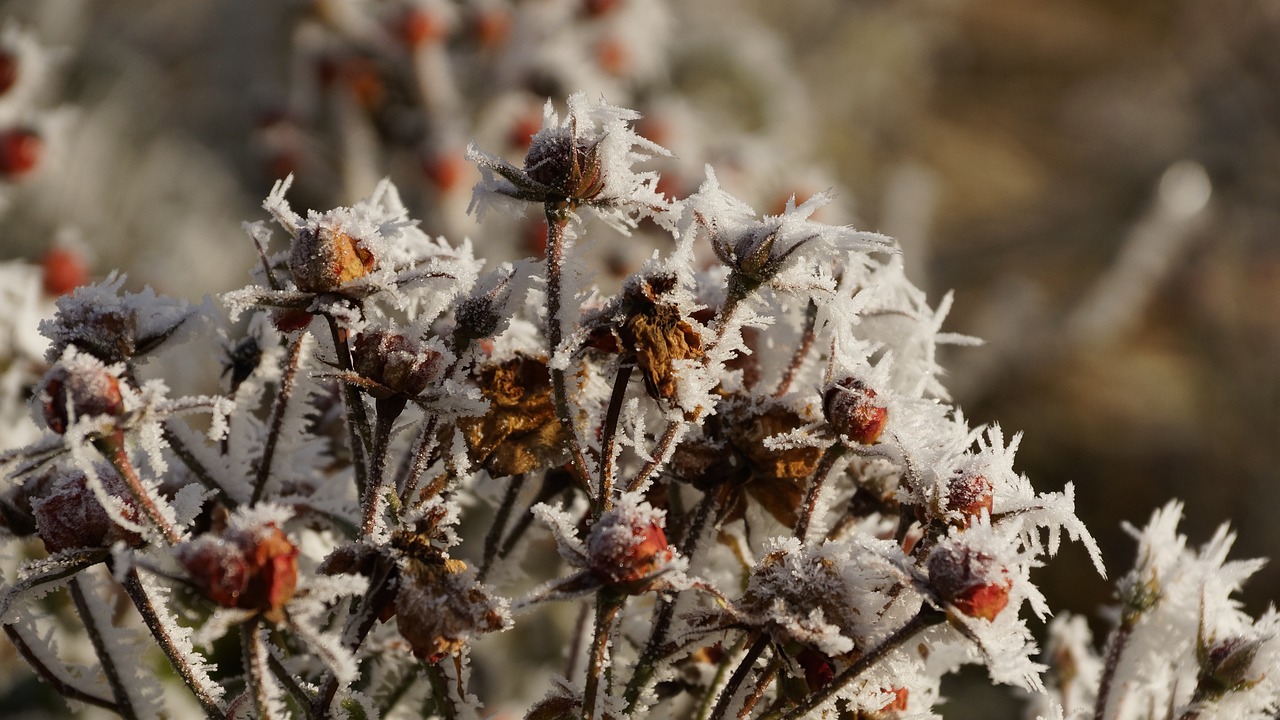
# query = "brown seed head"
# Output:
<box><xmin>459</xmin><ymin>355</ymin><xmax>568</xmax><ymax>477</ymax></box>
<box><xmin>352</xmin><ymin>331</ymin><xmax>442</xmax><ymax>400</ymax></box>
<box><xmin>523</xmin><ymin>132</ymin><xmax>605</xmax><ymax>202</ymax></box>
<box><xmin>288</xmin><ymin>225</ymin><xmax>375</xmax><ymax>293</ymax></box>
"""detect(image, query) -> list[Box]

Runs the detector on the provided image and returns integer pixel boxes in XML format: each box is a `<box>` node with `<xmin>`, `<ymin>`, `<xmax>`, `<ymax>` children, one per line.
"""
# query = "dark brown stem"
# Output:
<box><xmin>707</xmin><ymin>634</ymin><xmax>770</xmax><ymax>720</ymax></box>
<box><xmin>121</xmin><ymin>568</ymin><xmax>224</xmax><ymax>717</ymax></box>
<box><xmin>543</xmin><ymin>203</ymin><xmax>593</xmax><ymax>488</ymax></box>
<box><xmin>70</xmin><ymin>577</ymin><xmax>139</xmax><ymax>719</ymax></box>
<box><xmin>268</xmin><ymin>652</ymin><xmax>318</xmax><ymax>719</ymax></box>
<box><xmin>313</xmin><ymin>557</ymin><xmax>398</xmax><ymax>718</ymax></box>
<box><xmin>625</xmin><ymin>420</ymin><xmax>684</xmax><ymax>494</ymax></box>
<box><xmin>425</xmin><ymin>661</ymin><xmax>460</xmax><ymax>720</ymax></box>
<box><xmin>478</xmin><ymin>474</ymin><xmax>523</xmax><ymax>583</ymax></box>
<box><xmin>3</xmin><ymin>623</ymin><xmax>120</xmax><ymax>712</ymax></box>
<box><xmin>738</xmin><ymin>656</ymin><xmax>781</xmax><ymax>720</ymax></box>
<box><xmin>94</xmin><ymin>430</ymin><xmax>181</xmax><ymax>544</ymax></box>
<box><xmin>597</xmin><ymin>363</ymin><xmax>633</xmax><ymax>516</ymax></box>
<box><xmin>397</xmin><ymin>415</ymin><xmax>440</xmax><ymax>506</ymax></box>
<box><xmin>763</xmin><ymin>606</ymin><xmax>945</xmax><ymax>720</ymax></box>
<box><xmin>1094</xmin><ymin>619</ymin><xmax>1138</xmax><ymax>720</ymax></box>
<box><xmin>361</xmin><ymin>410</ymin><xmax>400</xmax><ymax>536</ymax></box>
<box><xmin>792</xmin><ymin>444</ymin><xmax>848</xmax><ymax>541</ymax></box>
<box><xmin>324</xmin><ymin>313</ymin><xmax>371</xmax><ymax>499</ymax></box>
<box><xmin>773</xmin><ymin>299</ymin><xmax>818</xmax><ymax>398</ymax></box>
<box><xmin>583</xmin><ymin>594</ymin><xmax>624</xmax><ymax>720</ymax></box>
<box><xmin>252</xmin><ymin>334</ymin><xmax>305</xmax><ymax>505</ymax></box>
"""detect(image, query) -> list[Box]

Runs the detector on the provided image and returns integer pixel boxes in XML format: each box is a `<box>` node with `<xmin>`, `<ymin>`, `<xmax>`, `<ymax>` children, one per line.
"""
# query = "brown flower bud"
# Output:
<box><xmin>460</xmin><ymin>355</ymin><xmax>569</xmax><ymax>477</ymax></box>
<box><xmin>31</xmin><ymin>466</ymin><xmax>142</xmax><ymax>553</ymax></box>
<box><xmin>926</xmin><ymin>543</ymin><xmax>1012</xmax><ymax>622</ymax></box>
<box><xmin>0</xmin><ymin>128</ymin><xmax>41</xmax><ymax>178</ymax></box>
<box><xmin>823</xmin><ymin>378</ymin><xmax>888</xmax><ymax>444</ymax></box>
<box><xmin>351</xmin><ymin>331</ymin><xmax>442</xmax><ymax>400</ymax></box>
<box><xmin>288</xmin><ymin>225</ymin><xmax>375</xmax><ymax>293</ymax></box>
<box><xmin>41</xmin><ymin>362</ymin><xmax>125</xmax><ymax>435</ymax></box>
<box><xmin>177</xmin><ymin>523</ymin><xmax>299</xmax><ymax>620</ymax></box>
<box><xmin>523</xmin><ymin>132</ymin><xmax>605</xmax><ymax>202</ymax></box>
<box><xmin>586</xmin><ymin>511</ymin><xmax>672</xmax><ymax>591</ymax></box>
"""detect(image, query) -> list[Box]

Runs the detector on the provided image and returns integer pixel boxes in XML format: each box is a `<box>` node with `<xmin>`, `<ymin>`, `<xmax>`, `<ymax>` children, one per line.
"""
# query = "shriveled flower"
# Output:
<box><xmin>38</xmin><ymin>350</ymin><xmax>126</xmax><ymax>435</ymax></box>
<box><xmin>394</xmin><ymin>555</ymin><xmax>510</xmax><ymax>663</ymax></box>
<box><xmin>619</xmin><ymin>278</ymin><xmax>702</xmax><ymax>403</ymax></box>
<box><xmin>467</xmin><ymin>93</ymin><xmax>672</xmax><ymax>231</ymax></box>
<box><xmin>288</xmin><ymin>224</ymin><xmax>376</xmax><ymax>293</ymax></box>
<box><xmin>348</xmin><ymin>329</ymin><xmax>445</xmax><ymax>406</ymax></box>
<box><xmin>177</xmin><ymin>520</ymin><xmax>299</xmax><ymax>621</ymax></box>
<box><xmin>459</xmin><ymin>354</ymin><xmax>569</xmax><ymax>477</ymax></box>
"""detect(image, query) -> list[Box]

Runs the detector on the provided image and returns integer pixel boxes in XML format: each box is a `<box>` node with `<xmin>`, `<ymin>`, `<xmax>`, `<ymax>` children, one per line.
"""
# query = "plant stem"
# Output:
<box><xmin>162</xmin><ymin>422</ymin><xmax>235</xmax><ymax>507</ymax></box>
<box><xmin>478</xmin><ymin>474</ymin><xmax>523</xmax><ymax>583</ymax></box>
<box><xmin>361</xmin><ymin>410</ymin><xmax>400</xmax><ymax>536</ymax></box>
<box><xmin>2</xmin><ymin>623</ymin><xmax>119</xmax><ymax>713</ymax></box>
<box><xmin>70</xmin><ymin>576</ymin><xmax>139</xmax><ymax>720</ymax></box>
<box><xmin>738</xmin><ymin>656</ymin><xmax>781</xmax><ymax>720</ymax></box>
<box><xmin>773</xmin><ymin>299</ymin><xmax>817</xmax><ymax>398</ymax></box>
<box><xmin>762</xmin><ymin>605</ymin><xmax>945</xmax><ymax>720</ymax></box>
<box><xmin>1094</xmin><ymin>617</ymin><xmax>1139</xmax><ymax>720</ymax></box>
<box><xmin>398</xmin><ymin>415</ymin><xmax>440</xmax><ymax>506</ymax></box>
<box><xmin>707</xmin><ymin>634</ymin><xmax>769</xmax><ymax>720</ymax></box>
<box><xmin>268</xmin><ymin>652</ymin><xmax>319</xmax><ymax>719</ymax></box>
<box><xmin>596</xmin><ymin>363</ymin><xmax>633</xmax><ymax>516</ymax></box>
<box><xmin>313</xmin><ymin>556</ymin><xmax>398</xmax><ymax>717</ymax></box>
<box><xmin>121</xmin><ymin>568</ymin><xmax>224</xmax><ymax>717</ymax></box>
<box><xmin>583</xmin><ymin>594</ymin><xmax>623</xmax><ymax>720</ymax></box>
<box><xmin>543</xmin><ymin>202</ymin><xmax>593</xmax><ymax>488</ymax></box>
<box><xmin>425</xmin><ymin>661</ymin><xmax>460</xmax><ymax>720</ymax></box>
<box><xmin>792</xmin><ymin>444</ymin><xmax>847</xmax><ymax>541</ymax></box>
<box><xmin>252</xmin><ymin>334</ymin><xmax>305</xmax><ymax>505</ymax></box>
<box><xmin>241</xmin><ymin>619</ymin><xmax>277</xmax><ymax>719</ymax></box>
<box><xmin>93</xmin><ymin>430</ymin><xmax>181</xmax><ymax>544</ymax></box>
<box><xmin>325</xmin><ymin>313</ymin><xmax>371</xmax><ymax>499</ymax></box>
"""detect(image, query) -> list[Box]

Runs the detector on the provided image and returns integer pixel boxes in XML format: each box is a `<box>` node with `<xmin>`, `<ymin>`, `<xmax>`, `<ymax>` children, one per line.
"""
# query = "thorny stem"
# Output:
<box><xmin>773</xmin><ymin>299</ymin><xmax>818</xmax><ymax>398</ymax></box>
<box><xmin>252</xmin><ymin>334</ymin><xmax>305</xmax><ymax>505</ymax></box>
<box><xmin>792</xmin><ymin>444</ymin><xmax>848</xmax><ymax>541</ymax></box>
<box><xmin>1094</xmin><ymin>616</ymin><xmax>1140</xmax><ymax>720</ymax></box>
<box><xmin>738</xmin><ymin>656</ymin><xmax>781</xmax><ymax>720</ymax></box>
<box><xmin>624</xmin><ymin>493</ymin><xmax>718</xmax><ymax>710</ymax></box>
<box><xmin>478</xmin><ymin>473</ymin><xmax>523</xmax><ymax>583</ymax></box>
<box><xmin>362</xmin><ymin>411</ymin><xmax>399</xmax><ymax>536</ymax></box>
<box><xmin>596</xmin><ymin>362</ymin><xmax>633</xmax><ymax>516</ymax></box>
<box><xmin>163</xmin><ymin>422</ymin><xmax>235</xmax><ymax>506</ymax></box>
<box><xmin>707</xmin><ymin>633</ymin><xmax>770</xmax><ymax>720</ymax></box>
<box><xmin>93</xmin><ymin>430</ymin><xmax>181</xmax><ymax>545</ymax></box>
<box><xmin>543</xmin><ymin>203</ymin><xmax>593</xmax><ymax>488</ymax></box>
<box><xmin>3</xmin><ymin>623</ymin><xmax>120</xmax><ymax>713</ymax></box>
<box><xmin>324</xmin><ymin>313</ymin><xmax>371</xmax><ymax>500</ymax></box>
<box><xmin>763</xmin><ymin>605</ymin><xmax>946</xmax><ymax>720</ymax></box>
<box><xmin>121</xmin><ymin>568</ymin><xmax>225</xmax><ymax>717</ymax></box>
<box><xmin>70</xmin><ymin>577</ymin><xmax>139</xmax><ymax>720</ymax></box>
<box><xmin>583</xmin><ymin>594</ymin><xmax>623</xmax><ymax>720</ymax></box>
<box><xmin>241</xmin><ymin>620</ymin><xmax>276</xmax><ymax>719</ymax></box>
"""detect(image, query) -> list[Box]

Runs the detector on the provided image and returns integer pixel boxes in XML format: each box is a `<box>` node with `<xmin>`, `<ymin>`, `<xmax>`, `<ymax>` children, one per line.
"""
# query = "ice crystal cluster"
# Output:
<box><xmin>0</xmin><ymin>7</ymin><xmax>1277</xmax><ymax>720</ymax></box>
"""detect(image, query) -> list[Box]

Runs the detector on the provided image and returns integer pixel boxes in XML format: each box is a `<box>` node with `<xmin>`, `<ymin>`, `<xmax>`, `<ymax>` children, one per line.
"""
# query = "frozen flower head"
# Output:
<box><xmin>176</xmin><ymin>515</ymin><xmax>300</xmax><ymax>622</ymax></box>
<box><xmin>926</xmin><ymin>533</ymin><xmax>1013</xmax><ymax>622</ymax></box>
<box><xmin>688</xmin><ymin>168</ymin><xmax>895</xmax><ymax>294</ymax></box>
<box><xmin>823</xmin><ymin>376</ymin><xmax>889</xmax><ymax>445</ymax></box>
<box><xmin>466</xmin><ymin>93</ymin><xmax>672</xmax><ymax>230</ymax></box>
<box><xmin>394</xmin><ymin>556</ymin><xmax>511</xmax><ymax>663</ymax></box>
<box><xmin>459</xmin><ymin>354</ymin><xmax>569</xmax><ymax>478</ymax></box>
<box><xmin>288</xmin><ymin>223</ymin><xmax>376</xmax><ymax>293</ymax></box>
<box><xmin>348</xmin><ymin>330</ymin><xmax>446</xmax><ymax>407</ymax></box>
<box><xmin>39</xmin><ymin>274</ymin><xmax>200</xmax><ymax>365</ymax></box>
<box><xmin>31</xmin><ymin>463</ymin><xmax>141</xmax><ymax>553</ymax></box>
<box><xmin>585</xmin><ymin>496</ymin><xmax>674</xmax><ymax>591</ymax></box>
<box><xmin>38</xmin><ymin>349</ymin><xmax>126</xmax><ymax>435</ymax></box>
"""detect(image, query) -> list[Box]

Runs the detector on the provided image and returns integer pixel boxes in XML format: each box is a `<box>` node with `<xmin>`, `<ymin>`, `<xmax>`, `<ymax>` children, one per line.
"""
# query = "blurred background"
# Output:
<box><xmin>0</xmin><ymin>0</ymin><xmax>1277</xmax><ymax>716</ymax></box>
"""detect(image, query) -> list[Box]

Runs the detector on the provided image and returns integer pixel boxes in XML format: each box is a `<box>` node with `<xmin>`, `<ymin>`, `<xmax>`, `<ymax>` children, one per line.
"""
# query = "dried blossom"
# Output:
<box><xmin>31</xmin><ymin>465</ymin><xmax>141</xmax><ymax>553</ymax></box>
<box><xmin>394</xmin><ymin>556</ymin><xmax>510</xmax><ymax>663</ymax></box>
<box><xmin>460</xmin><ymin>354</ymin><xmax>569</xmax><ymax>477</ymax></box>
<box><xmin>177</xmin><ymin>521</ymin><xmax>299</xmax><ymax>621</ymax></box>
<box><xmin>38</xmin><ymin>352</ymin><xmax>125</xmax><ymax>435</ymax></box>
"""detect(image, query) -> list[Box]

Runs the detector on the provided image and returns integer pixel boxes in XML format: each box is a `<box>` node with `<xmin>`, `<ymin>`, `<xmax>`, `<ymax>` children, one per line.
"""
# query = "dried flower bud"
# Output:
<box><xmin>454</xmin><ymin>294</ymin><xmax>504</xmax><ymax>346</ymax></box>
<box><xmin>40</xmin><ymin>360</ymin><xmax>125</xmax><ymax>434</ymax></box>
<box><xmin>823</xmin><ymin>378</ymin><xmax>888</xmax><ymax>445</ymax></box>
<box><xmin>351</xmin><ymin>331</ymin><xmax>442</xmax><ymax>400</ymax></box>
<box><xmin>177</xmin><ymin>523</ymin><xmax>299</xmax><ymax>620</ymax></box>
<box><xmin>31</xmin><ymin>466</ymin><xmax>141</xmax><ymax>553</ymax></box>
<box><xmin>524</xmin><ymin>132</ymin><xmax>605</xmax><ymax>202</ymax></box>
<box><xmin>926</xmin><ymin>543</ymin><xmax>1012</xmax><ymax>622</ymax></box>
<box><xmin>623</xmin><ymin>303</ymin><xmax>701</xmax><ymax>402</ymax></box>
<box><xmin>395</xmin><ymin>557</ymin><xmax>510</xmax><ymax>663</ymax></box>
<box><xmin>1199</xmin><ymin>636</ymin><xmax>1264</xmax><ymax>697</ymax></box>
<box><xmin>288</xmin><ymin>225</ymin><xmax>375</xmax><ymax>293</ymax></box>
<box><xmin>586</xmin><ymin>507</ymin><xmax>673</xmax><ymax>592</ymax></box>
<box><xmin>0</xmin><ymin>127</ymin><xmax>41</xmax><ymax>178</ymax></box>
<box><xmin>944</xmin><ymin>472</ymin><xmax>993</xmax><ymax>525</ymax></box>
<box><xmin>460</xmin><ymin>355</ymin><xmax>569</xmax><ymax>477</ymax></box>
